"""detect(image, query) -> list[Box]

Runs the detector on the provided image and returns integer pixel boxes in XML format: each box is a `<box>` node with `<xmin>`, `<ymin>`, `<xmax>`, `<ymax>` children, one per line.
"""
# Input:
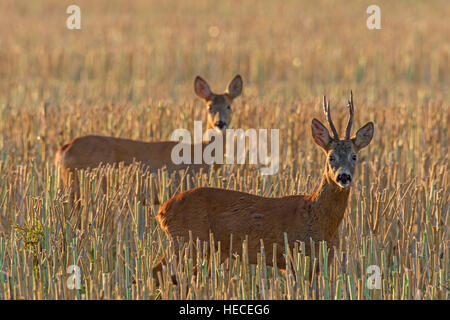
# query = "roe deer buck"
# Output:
<box><xmin>55</xmin><ymin>75</ymin><xmax>243</xmax><ymax>199</ymax></box>
<box><xmin>153</xmin><ymin>92</ymin><xmax>374</xmax><ymax>283</ymax></box>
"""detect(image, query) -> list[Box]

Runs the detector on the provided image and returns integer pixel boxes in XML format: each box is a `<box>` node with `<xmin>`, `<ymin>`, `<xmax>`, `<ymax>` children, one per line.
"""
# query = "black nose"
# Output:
<box><xmin>215</xmin><ymin>121</ymin><xmax>226</xmax><ymax>129</ymax></box>
<box><xmin>337</xmin><ymin>173</ymin><xmax>352</xmax><ymax>184</ymax></box>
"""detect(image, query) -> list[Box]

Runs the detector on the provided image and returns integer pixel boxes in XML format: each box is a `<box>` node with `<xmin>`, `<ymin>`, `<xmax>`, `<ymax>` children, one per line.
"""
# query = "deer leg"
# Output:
<box><xmin>152</xmin><ymin>252</ymin><xmax>178</xmax><ymax>287</ymax></box>
<box><xmin>60</xmin><ymin>167</ymin><xmax>84</xmax><ymax>230</ymax></box>
<box><xmin>59</xmin><ymin>167</ymin><xmax>76</xmax><ymax>207</ymax></box>
<box><xmin>61</xmin><ymin>167</ymin><xmax>79</xmax><ymax>206</ymax></box>
<box><xmin>328</xmin><ymin>232</ymin><xmax>340</xmax><ymax>263</ymax></box>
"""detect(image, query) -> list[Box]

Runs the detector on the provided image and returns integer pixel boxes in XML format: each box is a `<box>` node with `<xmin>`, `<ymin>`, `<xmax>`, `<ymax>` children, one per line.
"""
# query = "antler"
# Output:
<box><xmin>323</xmin><ymin>95</ymin><xmax>339</xmax><ymax>140</ymax></box>
<box><xmin>345</xmin><ymin>90</ymin><xmax>354</xmax><ymax>139</ymax></box>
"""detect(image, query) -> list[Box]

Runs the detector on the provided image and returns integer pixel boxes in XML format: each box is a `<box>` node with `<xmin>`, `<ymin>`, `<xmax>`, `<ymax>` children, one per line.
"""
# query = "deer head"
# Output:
<box><xmin>311</xmin><ymin>91</ymin><xmax>374</xmax><ymax>188</ymax></box>
<box><xmin>194</xmin><ymin>75</ymin><xmax>243</xmax><ymax>132</ymax></box>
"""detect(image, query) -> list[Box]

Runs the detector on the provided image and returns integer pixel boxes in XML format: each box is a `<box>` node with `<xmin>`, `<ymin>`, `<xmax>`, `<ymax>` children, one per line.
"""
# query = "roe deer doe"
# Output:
<box><xmin>153</xmin><ymin>92</ymin><xmax>374</xmax><ymax>282</ymax></box>
<box><xmin>55</xmin><ymin>75</ymin><xmax>243</xmax><ymax>199</ymax></box>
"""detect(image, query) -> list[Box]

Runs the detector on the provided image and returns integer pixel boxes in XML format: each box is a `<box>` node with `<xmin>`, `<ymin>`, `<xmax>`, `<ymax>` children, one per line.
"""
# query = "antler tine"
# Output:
<box><xmin>345</xmin><ymin>90</ymin><xmax>354</xmax><ymax>139</ymax></box>
<box><xmin>323</xmin><ymin>95</ymin><xmax>339</xmax><ymax>140</ymax></box>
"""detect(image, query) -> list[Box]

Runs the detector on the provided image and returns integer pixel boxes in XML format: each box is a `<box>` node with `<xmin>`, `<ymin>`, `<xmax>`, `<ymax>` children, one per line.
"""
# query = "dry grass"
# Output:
<box><xmin>0</xmin><ymin>0</ymin><xmax>448</xmax><ymax>299</ymax></box>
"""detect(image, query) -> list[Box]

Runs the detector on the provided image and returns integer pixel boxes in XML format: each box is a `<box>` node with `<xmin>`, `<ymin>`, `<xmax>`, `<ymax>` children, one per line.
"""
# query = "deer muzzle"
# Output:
<box><xmin>336</xmin><ymin>172</ymin><xmax>352</xmax><ymax>187</ymax></box>
<box><xmin>215</xmin><ymin>120</ymin><xmax>227</xmax><ymax>130</ymax></box>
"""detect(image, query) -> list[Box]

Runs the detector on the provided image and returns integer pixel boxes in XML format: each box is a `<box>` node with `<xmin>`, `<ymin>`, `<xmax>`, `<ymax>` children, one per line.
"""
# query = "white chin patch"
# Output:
<box><xmin>215</xmin><ymin>126</ymin><xmax>226</xmax><ymax>132</ymax></box>
<box><xmin>337</xmin><ymin>181</ymin><xmax>351</xmax><ymax>188</ymax></box>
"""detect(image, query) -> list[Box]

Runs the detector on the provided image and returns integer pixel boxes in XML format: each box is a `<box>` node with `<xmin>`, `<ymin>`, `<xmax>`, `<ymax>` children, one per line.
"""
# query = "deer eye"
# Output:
<box><xmin>352</xmin><ymin>154</ymin><xmax>357</xmax><ymax>161</ymax></box>
<box><xmin>227</xmin><ymin>105</ymin><xmax>231</xmax><ymax>110</ymax></box>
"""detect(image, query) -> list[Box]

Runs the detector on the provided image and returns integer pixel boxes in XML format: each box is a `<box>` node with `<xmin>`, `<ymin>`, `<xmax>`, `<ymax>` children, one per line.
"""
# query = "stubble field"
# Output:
<box><xmin>0</xmin><ymin>0</ymin><xmax>448</xmax><ymax>299</ymax></box>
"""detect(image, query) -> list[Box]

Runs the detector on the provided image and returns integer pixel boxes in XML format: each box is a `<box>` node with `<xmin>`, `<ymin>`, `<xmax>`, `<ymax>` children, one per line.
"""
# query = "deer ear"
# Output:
<box><xmin>227</xmin><ymin>75</ymin><xmax>243</xmax><ymax>99</ymax></box>
<box><xmin>352</xmin><ymin>122</ymin><xmax>374</xmax><ymax>151</ymax></box>
<box><xmin>311</xmin><ymin>119</ymin><xmax>332</xmax><ymax>151</ymax></box>
<box><xmin>194</xmin><ymin>76</ymin><xmax>212</xmax><ymax>100</ymax></box>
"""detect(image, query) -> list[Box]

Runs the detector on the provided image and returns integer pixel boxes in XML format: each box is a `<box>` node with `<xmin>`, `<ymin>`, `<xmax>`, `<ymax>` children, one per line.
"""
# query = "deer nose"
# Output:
<box><xmin>337</xmin><ymin>173</ymin><xmax>352</xmax><ymax>184</ymax></box>
<box><xmin>215</xmin><ymin>121</ymin><xmax>226</xmax><ymax>129</ymax></box>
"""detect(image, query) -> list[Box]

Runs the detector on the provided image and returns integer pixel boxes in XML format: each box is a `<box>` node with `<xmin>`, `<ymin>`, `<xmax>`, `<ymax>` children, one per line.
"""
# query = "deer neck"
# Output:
<box><xmin>196</xmin><ymin>124</ymin><xmax>227</xmax><ymax>167</ymax></box>
<box><xmin>201</xmin><ymin>124</ymin><xmax>227</xmax><ymax>150</ymax></box>
<box><xmin>310</xmin><ymin>166</ymin><xmax>351</xmax><ymax>241</ymax></box>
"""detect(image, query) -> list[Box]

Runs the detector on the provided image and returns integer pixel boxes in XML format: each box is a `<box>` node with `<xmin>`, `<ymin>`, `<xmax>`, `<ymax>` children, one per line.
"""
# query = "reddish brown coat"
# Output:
<box><xmin>153</xmin><ymin>92</ymin><xmax>374</xmax><ymax>279</ymax></box>
<box><xmin>55</xmin><ymin>75</ymin><xmax>243</xmax><ymax>195</ymax></box>
<box><xmin>156</xmin><ymin>167</ymin><xmax>350</xmax><ymax>268</ymax></box>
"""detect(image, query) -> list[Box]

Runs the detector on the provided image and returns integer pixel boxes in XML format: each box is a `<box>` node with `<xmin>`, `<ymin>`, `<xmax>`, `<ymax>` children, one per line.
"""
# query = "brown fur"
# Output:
<box><xmin>55</xmin><ymin>75</ymin><xmax>243</xmax><ymax>198</ymax></box>
<box><xmin>153</xmin><ymin>93</ymin><xmax>374</xmax><ymax>283</ymax></box>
